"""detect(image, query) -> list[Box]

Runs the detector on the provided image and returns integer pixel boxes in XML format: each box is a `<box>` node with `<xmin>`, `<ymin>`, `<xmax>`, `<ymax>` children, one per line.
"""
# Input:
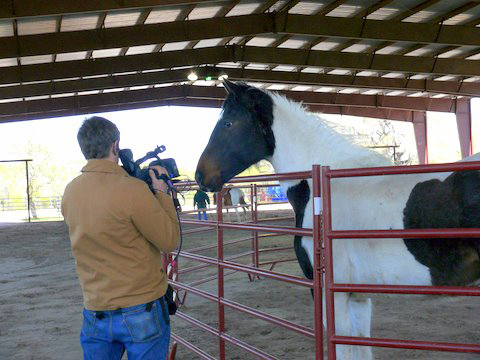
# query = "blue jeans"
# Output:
<box><xmin>80</xmin><ymin>297</ymin><xmax>170</xmax><ymax>360</ymax></box>
<box><xmin>197</xmin><ymin>211</ymin><xmax>208</xmax><ymax>220</ymax></box>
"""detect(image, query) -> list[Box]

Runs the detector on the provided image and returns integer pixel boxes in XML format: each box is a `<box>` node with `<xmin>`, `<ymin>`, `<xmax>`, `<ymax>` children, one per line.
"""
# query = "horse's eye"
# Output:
<box><xmin>224</xmin><ymin>122</ymin><xmax>232</xmax><ymax>128</ymax></box>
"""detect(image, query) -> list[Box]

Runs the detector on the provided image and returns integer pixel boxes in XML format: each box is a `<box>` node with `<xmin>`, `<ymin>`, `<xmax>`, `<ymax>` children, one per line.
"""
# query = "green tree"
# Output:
<box><xmin>0</xmin><ymin>141</ymin><xmax>84</xmax><ymax>218</ymax></box>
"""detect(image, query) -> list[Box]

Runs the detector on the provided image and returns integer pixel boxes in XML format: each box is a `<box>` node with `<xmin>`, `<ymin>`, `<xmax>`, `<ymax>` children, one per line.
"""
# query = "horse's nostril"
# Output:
<box><xmin>209</xmin><ymin>175</ymin><xmax>223</xmax><ymax>192</ymax></box>
<box><xmin>195</xmin><ymin>170</ymin><xmax>204</xmax><ymax>186</ymax></box>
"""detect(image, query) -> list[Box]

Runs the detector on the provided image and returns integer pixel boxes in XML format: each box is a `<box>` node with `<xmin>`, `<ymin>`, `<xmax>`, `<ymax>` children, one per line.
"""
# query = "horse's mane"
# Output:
<box><xmin>268</xmin><ymin>91</ymin><xmax>392</xmax><ymax>168</ymax></box>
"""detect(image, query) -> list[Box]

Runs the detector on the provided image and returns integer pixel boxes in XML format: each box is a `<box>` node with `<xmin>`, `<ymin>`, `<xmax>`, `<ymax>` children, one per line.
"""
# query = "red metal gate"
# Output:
<box><xmin>168</xmin><ymin>162</ymin><xmax>480</xmax><ymax>359</ymax></box>
<box><xmin>320</xmin><ymin>161</ymin><xmax>480</xmax><ymax>358</ymax></box>
<box><xmin>168</xmin><ymin>171</ymin><xmax>321</xmax><ymax>359</ymax></box>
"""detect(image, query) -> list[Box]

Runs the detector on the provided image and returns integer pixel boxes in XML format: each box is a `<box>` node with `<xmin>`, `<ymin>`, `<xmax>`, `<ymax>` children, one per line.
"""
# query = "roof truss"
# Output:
<box><xmin>0</xmin><ymin>0</ymin><xmax>221</xmax><ymax>19</ymax></box>
<box><xmin>0</xmin><ymin>84</ymin><xmax>434</xmax><ymax>123</ymax></box>
<box><xmin>3</xmin><ymin>66</ymin><xmax>480</xmax><ymax>100</ymax></box>
<box><xmin>4</xmin><ymin>13</ymin><xmax>480</xmax><ymax>58</ymax></box>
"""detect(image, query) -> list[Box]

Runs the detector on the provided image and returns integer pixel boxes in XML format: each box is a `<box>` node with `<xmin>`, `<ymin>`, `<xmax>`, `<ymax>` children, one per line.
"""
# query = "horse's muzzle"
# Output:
<box><xmin>195</xmin><ymin>170</ymin><xmax>223</xmax><ymax>192</ymax></box>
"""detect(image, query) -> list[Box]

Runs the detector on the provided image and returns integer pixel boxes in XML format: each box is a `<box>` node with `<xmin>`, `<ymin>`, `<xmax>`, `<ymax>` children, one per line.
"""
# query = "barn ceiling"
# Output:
<box><xmin>1</xmin><ymin>0</ymin><xmax>480</xmax><ymax>123</ymax></box>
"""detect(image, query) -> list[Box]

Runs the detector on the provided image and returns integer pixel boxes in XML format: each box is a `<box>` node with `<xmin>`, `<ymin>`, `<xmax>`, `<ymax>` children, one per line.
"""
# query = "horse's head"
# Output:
<box><xmin>196</xmin><ymin>80</ymin><xmax>275</xmax><ymax>192</ymax></box>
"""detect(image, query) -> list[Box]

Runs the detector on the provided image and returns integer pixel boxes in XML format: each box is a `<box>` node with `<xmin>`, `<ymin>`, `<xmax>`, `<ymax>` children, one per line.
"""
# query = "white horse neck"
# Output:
<box><xmin>267</xmin><ymin>93</ymin><xmax>391</xmax><ymax>174</ymax></box>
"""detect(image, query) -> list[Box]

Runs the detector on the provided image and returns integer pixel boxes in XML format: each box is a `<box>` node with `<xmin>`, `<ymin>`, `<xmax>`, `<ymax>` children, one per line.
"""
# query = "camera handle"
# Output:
<box><xmin>150</xmin><ymin>168</ymin><xmax>182</xmax><ymax>212</ymax></box>
<box><xmin>150</xmin><ymin>168</ymin><xmax>173</xmax><ymax>189</ymax></box>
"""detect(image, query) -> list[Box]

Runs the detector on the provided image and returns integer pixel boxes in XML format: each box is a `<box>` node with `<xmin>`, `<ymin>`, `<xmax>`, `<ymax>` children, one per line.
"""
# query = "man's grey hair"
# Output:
<box><xmin>77</xmin><ymin>116</ymin><xmax>120</xmax><ymax>159</ymax></box>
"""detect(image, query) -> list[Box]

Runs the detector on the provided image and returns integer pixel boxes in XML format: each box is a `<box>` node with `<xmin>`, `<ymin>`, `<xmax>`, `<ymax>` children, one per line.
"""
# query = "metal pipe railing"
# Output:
<box><xmin>179</xmin><ymin>251</ymin><xmax>254</xmax><ymax>276</ymax></box>
<box><xmin>328</xmin><ymin>160</ymin><xmax>480</xmax><ymax>178</ymax></box>
<box><xmin>179</xmin><ymin>250</ymin><xmax>313</xmax><ymax>288</ymax></box>
<box><xmin>180</xmin><ymin>218</ymin><xmax>311</xmax><ymax>237</ymax></box>
<box><xmin>186</xmin><ymin>269</ymin><xmax>239</xmax><ymax>288</ymax></box>
<box><xmin>170</xmin><ymin>333</ymin><xmax>216</xmax><ymax>360</ymax></box>
<box><xmin>321</xmin><ymin>161</ymin><xmax>480</xmax><ymax>358</ymax></box>
<box><xmin>332</xmin><ymin>336</ymin><xmax>480</xmax><ymax>353</ymax></box>
<box><xmin>312</xmin><ymin>165</ymin><xmax>325</xmax><ymax>359</ymax></box>
<box><xmin>171</xmin><ymin>280</ymin><xmax>315</xmax><ymax>338</ymax></box>
<box><xmin>175</xmin><ymin>311</ymin><xmax>279</xmax><ymax>360</ymax></box>
<box><xmin>330</xmin><ymin>228</ymin><xmax>480</xmax><ymax>239</ymax></box>
<box><xmin>170</xmin><ymin>174</ymin><xmax>315</xmax><ymax>360</ymax></box>
<box><xmin>331</xmin><ymin>283</ymin><xmax>480</xmax><ymax>296</ymax></box>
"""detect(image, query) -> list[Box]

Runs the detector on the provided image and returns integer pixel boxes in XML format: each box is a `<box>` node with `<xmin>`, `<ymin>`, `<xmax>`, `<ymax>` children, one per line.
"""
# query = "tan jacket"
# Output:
<box><xmin>61</xmin><ymin>159</ymin><xmax>179</xmax><ymax>310</ymax></box>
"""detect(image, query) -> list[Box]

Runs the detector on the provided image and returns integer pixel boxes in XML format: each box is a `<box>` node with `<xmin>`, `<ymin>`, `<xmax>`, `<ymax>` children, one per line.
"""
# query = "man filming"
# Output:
<box><xmin>61</xmin><ymin>116</ymin><xmax>180</xmax><ymax>360</ymax></box>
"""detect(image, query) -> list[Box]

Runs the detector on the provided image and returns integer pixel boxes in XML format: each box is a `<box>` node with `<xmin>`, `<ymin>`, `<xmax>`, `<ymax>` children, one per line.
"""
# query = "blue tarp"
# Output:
<box><xmin>266</xmin><ymin>186</ymin><xmax>287</xmax><ymax>202</ymax></box>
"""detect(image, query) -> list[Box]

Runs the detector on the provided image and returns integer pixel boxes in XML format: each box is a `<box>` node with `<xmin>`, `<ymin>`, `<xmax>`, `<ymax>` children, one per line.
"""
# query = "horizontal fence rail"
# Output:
<box><xmin>0</xmin><ymin>196</ymin><xmax>61</xmax><ymax>211</ymax></box>
<box><xmin>327</xmin><ymin>161</ymin><xmax>480</xmax><ymax>178</ymax></box>
<box><xmin>331</xmin><ymin>284</ymin><xmax>480</xmax><ymax>296</ymax></box>
<box><xmin>180</xmin><ymin>219</ymin><xmax>311</xmax><ymax>237</ymax></box>
<box><xmin>332</xmin><ymin>336</ymin><xmax>480</xmax><ymax>353</ymax></box>
<box><xmin>171</xmin><ymin>280</ymin><xmax>315</xmax><ymax>338</ymax></box>
<box><xmin>178</xmin><ymin>250</ymin><xmax>313</xmax><ymax>288</ymax></box>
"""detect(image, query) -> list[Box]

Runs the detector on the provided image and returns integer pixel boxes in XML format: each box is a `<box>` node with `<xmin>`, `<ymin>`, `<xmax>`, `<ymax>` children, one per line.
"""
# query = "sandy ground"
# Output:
<box><xmin>1</xmin><ymin>210</ymin><xmax>479</xmax><ymax>360</ymax></box>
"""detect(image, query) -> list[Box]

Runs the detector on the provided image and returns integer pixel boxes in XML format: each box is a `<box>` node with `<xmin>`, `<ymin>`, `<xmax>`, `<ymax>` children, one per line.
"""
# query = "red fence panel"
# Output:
<box><xmin>169</xmin><ymin>171</ymin><xmax>323</xmax><ymax>360</ymax></box>
<box><xmin>170</xmin><ymin>161</ymin><xmax>480</xmax><ymax>359</ymax></box>
<box><xmin>321</xmin><ymin>161</ymin><xmax>480</xmax><ymax>358</ymax></box>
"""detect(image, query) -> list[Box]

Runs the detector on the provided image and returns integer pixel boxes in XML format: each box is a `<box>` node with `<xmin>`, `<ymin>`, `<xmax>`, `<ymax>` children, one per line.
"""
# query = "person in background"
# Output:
<box><xmin>193</xmin><ymin>189</ymin><xmax>210</xmax><ymax>220</ymax></box>
<box><xmin>61</xmin><ymin>116</ymin><xmax>180</xmax><ymax>360</ymax></box>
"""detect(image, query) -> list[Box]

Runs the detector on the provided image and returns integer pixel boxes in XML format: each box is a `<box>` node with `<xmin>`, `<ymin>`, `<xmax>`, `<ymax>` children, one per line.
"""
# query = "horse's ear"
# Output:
<box><xmin>223</xmin><ymin>79</ymin><xmax>242</xmax><ymax>96</ymax></box>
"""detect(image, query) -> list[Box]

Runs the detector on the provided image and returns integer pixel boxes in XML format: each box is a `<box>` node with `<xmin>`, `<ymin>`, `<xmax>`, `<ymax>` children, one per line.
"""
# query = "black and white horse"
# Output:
<box><xmin>195</xmin><ymin>80</ymin><xmax>480</xmax><ymax>360</ymax></box>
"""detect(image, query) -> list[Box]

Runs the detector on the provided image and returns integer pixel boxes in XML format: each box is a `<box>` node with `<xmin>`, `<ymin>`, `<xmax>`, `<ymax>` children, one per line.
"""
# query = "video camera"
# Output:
<box><xmin>119</xmin><ymin>145</ymin><xmax>180</xmax><ymax>191</ymax></box>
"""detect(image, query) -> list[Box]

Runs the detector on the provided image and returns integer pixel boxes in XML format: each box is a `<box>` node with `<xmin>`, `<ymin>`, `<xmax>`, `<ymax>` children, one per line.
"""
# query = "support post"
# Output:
<box><xmin>413</xmin><ymin>111</ymin><xmax>428</xmax><ymax>164</ymax></box>
<box><xmin>312</xmin><ymin>165</ymin><xmax>324</xmax><ymax>359</ymax></box>
<box><xmin>25</xmin><ymin>160</ymin><xmax>31</xmax><ymax>222</ymax></box>
<box><xmin>455</xmin><ymin>98</ymin><xmax>473</xmax><ymax>159</ymax></box>
<box><xmin>251</xmin><ymin>184</ymin><xmax>259</xmax><ymax>269</ymax></box>
<box><xmin>321</xmin><ymin>166</ymin><xmax>336</xmax><ymax>359</ymax></box>
<box><xmin>216</xmin><ymin>190</ymin><xmax>226</xmax><ymax>359</ymax></box>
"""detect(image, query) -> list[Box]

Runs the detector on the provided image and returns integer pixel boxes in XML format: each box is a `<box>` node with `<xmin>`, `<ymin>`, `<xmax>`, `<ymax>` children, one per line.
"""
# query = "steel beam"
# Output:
<box><xmin>0</xmin><ymin>99</ymin><xmax>419</xmax><ymax>124</ymax></box>
<box><xmin>0</xmin><ymin>85</ymin><xmax>430</xmax><ymax>123</ymax></box>
<box><xmin>0</xmin><ymin>98</ymin><xmax>224</xmax><ymax>123</ymax></box>
<box><xmin>2</xmin><ymin>66</ymin><xmax>480</xmax><ymax>99</ymax></box>
<box><xmin>455</xmin><ymin>98</ymin><xmax>473</xmax><ymax>158</ymax></box>
<box><xmin>0</xmin><ymin>67</ymin><xmax>215</xmax><ymax>99</ymax></box>
<box><xmin>413</xmin><ymin>111</ymin><xmax>428</xmax><ymax>164</ymax></box>
<box><xmin>0</xmin><ymin>0</ymin><xmax>221</xmax><ymax>19</ymax></box>
<box><xmin>0</xmin><ymin>47</ymin><xmax>231</xmax><ymax>85</ymax></box>
<box><xmin>237</xmin><ymin>46</ymin><xmax>480</xmax><ymax>77</ymax></box>
<box><xmin>0</xmin><ymin>13</ymin><xmax>274</xmax><ymax>58</ymax></box>
<box><xmin>283</xmin><ymin>14</ymin><xmax>480</xmax><ymax>47</ymax></box>
<box><xmin>1</xmin><ymin>80</ymin><xmax>464</xmax><ymax>113</ymax></box>
<box><xmin>9</xmin><ymin>83</ymin><xmax>465</xmax><ymax>113</ymax></box>
<box><xmin>6</xmin><ymin>13</ymin><xmax>480</xmax><ymax>58</ymax></box>
<box><xmin>4</xmin><ymin>45</ymin><xmax>480</xmax><ymax>87</ymax></box>
<box><xmin>283</xmin><ymin>91</ymin><xmax>460</xmax><ymax>113</ymax></box>
<box><xmin>315</xmin><ymin>105</ymin><xmax>417</xmax><ymax>122</ymax></box>
<box><xmin>0</xmin><ymin>82</ymin><xmax>465</xmax><ymax>122</ymax></box>
<box><xmin>316</xmin><ymin>0</ymin><xmax>349</xmax><ymax>16</ymax></box>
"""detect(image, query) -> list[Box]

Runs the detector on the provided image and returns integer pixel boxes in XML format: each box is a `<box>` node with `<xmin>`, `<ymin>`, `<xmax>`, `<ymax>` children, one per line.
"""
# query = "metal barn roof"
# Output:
<box><xmin>1</xmin><ymin>0</ymin><xmax>480</xmax><ymax>124</ymax></box>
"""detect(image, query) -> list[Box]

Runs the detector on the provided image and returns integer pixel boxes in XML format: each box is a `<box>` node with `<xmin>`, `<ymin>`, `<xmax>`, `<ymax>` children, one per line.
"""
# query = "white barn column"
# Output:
<box><xmin>455</xmin><ymin>99</ymin><xmax>473</xmax><ymax>159</ymax></box>
<box><xmin>413</xmin><ymin>111</ymin><xmax>428</xmax><ymax>164</ymax></box>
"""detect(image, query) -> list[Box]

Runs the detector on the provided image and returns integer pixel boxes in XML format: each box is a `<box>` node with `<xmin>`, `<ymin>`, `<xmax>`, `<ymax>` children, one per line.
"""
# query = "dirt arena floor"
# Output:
<box><xmin>1</xmin><ymin>209</ymin><xmax>479</xmax><ymax>360</ymax></box>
